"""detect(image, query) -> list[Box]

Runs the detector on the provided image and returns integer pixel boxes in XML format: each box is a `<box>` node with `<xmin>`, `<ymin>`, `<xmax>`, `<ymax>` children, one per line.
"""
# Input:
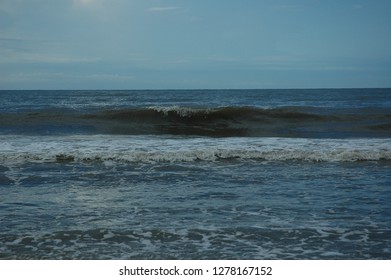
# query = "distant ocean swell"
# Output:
<box><xmin>1</xmin><ymin>106</ymin><xmax>391</xmax><ymax>137</ymax></box>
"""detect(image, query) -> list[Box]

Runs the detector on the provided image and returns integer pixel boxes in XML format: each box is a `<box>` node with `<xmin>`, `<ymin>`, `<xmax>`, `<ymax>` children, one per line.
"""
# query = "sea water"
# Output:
<box><xmin>0</xmin><ymin>89</ymin><xmax>390</xmax><ymax>259</ymax></box>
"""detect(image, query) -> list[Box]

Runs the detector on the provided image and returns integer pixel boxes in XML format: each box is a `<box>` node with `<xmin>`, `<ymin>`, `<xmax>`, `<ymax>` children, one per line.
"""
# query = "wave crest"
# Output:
<box><xmin>2</xmin><ymin>106</ymin><xmax>391</xmax><ymax>137</ymax></box>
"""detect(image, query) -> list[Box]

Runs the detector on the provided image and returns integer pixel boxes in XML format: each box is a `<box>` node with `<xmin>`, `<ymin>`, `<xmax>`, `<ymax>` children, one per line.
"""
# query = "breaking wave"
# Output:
<box><xmin>1</xmin><ymin>106</ymin><xmax>390</xmax><ymax>137</ymax></box>
<box><xmin>1</xmin><ymin>135</ymin><xmax>390</xmax><ymax>164</ymax></box>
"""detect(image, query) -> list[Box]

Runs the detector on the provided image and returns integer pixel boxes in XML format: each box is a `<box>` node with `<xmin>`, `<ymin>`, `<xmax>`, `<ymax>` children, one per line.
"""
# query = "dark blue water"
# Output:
<box><xmin>0</xmin><ymin>89</ymin><xmax>390</xmax><ymax>259</ymax></box>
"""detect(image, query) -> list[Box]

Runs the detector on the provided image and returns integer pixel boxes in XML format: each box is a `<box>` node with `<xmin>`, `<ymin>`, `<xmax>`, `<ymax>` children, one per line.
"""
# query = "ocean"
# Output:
<box><xmin>0</xmin><ymin>89</ymin><xmax>390</xmax><ymax>259</ymax></box>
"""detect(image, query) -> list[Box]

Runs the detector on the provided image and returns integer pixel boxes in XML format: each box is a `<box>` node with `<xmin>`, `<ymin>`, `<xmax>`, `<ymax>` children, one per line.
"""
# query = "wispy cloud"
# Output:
<box><xmin>272</xmin><ymin>4</ymin><xmax>300</xmax><ymax>11</ymax></box>
<box><xmin>73</xmin><ymin>0</ymin><xmax>99</xmax><ymax>6</ymax></box>
<box><xmin>72</xmin><ymin>0</ymin><xmax>108</xmax><ymax>10</ymax></box>
<box><xmin>85</xmin><ymin>73</ymin><xmax>136</xmax><ymax>81</ymax></box>
<box><xmin>147</xmin><ymin>6</ymin><xmax>179</xmax><ymax>12</ymax></box>
<box><xmin>0</xmin><ymin>48</ymin><xmax>100</xmax><ymax>64</ymax></box>
<box><xmin>0</xmin><ymin>72</ymin><xmax>67</xmax><ymax>83</ymax></box>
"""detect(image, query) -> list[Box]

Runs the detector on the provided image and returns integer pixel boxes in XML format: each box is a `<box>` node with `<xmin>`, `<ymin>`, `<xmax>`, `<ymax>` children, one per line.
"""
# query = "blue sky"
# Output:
<box><xmin>1</xmin><ymin>0</ymin><xmax>390</xmax><ymax>89</ymax></box>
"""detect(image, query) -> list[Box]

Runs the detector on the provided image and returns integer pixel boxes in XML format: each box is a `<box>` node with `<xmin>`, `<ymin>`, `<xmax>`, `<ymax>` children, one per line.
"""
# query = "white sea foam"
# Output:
<box><xmin>0</xmin><ymin>135</ymin><xmax>390</xmax><ymax>165</ymax></box>
<box><xmin>147</xmin><ymin>106</ymin><xmax>213</xmax><ymax>117</ymax></box>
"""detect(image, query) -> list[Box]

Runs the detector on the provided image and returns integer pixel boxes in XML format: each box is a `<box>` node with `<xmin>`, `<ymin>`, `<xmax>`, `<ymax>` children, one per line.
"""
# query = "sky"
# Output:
<box><xmin>0</xmin><ymin>0</ymin><xmax>391</xmax><ymax>89</ymax></box>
